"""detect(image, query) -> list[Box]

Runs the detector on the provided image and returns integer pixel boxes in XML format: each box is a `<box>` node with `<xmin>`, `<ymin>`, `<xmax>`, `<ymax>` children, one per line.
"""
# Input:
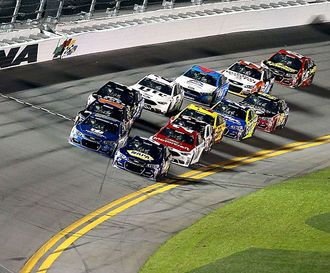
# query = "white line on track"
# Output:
<box><xmin>0</xmin><ymin>92</ymin><xmax>74</xmax><ymax>122</ymax></box>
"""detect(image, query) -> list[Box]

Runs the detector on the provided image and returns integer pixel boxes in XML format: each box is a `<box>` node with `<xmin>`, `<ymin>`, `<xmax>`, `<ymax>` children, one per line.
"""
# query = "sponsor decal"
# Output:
<box><xmin>127</xmin><ymin>150</ymin><xmax>154</xmax><ymax>161</ymax></box>
<box><xmin>90</xmin><ymin>128</ymin><xmax>104</xmax><ymax>135</ymax></box>
<box><xmin>187</xmin><ymin>79</ymin><xmax>203</xmax><ymax>87</ymax></box>
<box><xmin>154</xmin><ymin>136</ymin><xmax>191</xmax><ymax>151</ymax></box>
<box><xmin>0</xmin><ymin>44</ymin><xmax>38</xmax><ymax>69</ymax></box>
<box><xmin>262</xmin><ymin>93</ymin><xmax>277</xmax><ymax>100</ymax></box>
<box><xmin>266</xmin><ymin>61</ymin><xmax>297</xmax><ymax>73</ymax></box>
<box><xmin>53</xmin><ymin>38</ymin><xmax>78</xmax><ymax>59</ymax></box>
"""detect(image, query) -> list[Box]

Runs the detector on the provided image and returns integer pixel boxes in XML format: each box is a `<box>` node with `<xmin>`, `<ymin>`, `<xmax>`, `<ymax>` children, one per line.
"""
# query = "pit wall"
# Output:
<box><xmin>0</xmin><ymin>1</ymin><xmax>329</xmax><ymax>70</ymax></box>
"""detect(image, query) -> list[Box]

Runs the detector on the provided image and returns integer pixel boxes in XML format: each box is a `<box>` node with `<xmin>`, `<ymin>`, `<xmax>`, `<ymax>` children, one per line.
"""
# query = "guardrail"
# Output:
<box><xmin>0</xmin><ymin>0</ymin><xmax>329</xmax><ymax>70</ymax></box>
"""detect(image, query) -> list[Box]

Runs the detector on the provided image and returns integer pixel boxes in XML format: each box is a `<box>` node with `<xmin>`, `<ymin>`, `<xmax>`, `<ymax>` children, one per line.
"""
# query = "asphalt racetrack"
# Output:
<box><xmin>0</xmin><ymin>24</ymin><xmax>329</xmax><ymax>273</ymax></box>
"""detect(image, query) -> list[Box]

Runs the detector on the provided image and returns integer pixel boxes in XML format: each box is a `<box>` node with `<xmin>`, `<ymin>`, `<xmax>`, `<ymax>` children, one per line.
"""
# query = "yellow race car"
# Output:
<box><xmin>173</xmin><ymin>103</ymin><xmax>226</xmax><ymax>143</ymax></box>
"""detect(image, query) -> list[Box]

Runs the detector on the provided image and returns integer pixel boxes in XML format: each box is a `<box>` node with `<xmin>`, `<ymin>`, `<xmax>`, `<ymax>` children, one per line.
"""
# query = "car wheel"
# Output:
<box><xmin>237</xmin><ymin>130</ymin><xmax>245</xmax><ymax>141</ymax></box>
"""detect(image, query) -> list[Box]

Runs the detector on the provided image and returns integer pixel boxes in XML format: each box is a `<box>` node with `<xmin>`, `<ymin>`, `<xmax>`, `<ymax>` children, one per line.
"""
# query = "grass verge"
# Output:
<box><xmin>140</xmin><ymin>167</ymin><xmax>330</xmax><ymax>273</ymax></box>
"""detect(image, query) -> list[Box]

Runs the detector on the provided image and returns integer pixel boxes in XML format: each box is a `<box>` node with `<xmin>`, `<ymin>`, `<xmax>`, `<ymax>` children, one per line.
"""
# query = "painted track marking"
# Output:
<box><xmin>19</xmin><ymin>134</ymin><xmax>330</xmax><ymax>273</ymax></box>
<box><xmin>0</xmin><ymin>93</ymin><xmax>74</xmax><ymax>121</ymax></box>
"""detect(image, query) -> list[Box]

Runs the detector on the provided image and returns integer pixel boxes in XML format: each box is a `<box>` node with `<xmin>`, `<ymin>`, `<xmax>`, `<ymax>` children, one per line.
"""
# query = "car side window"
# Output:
<box><xmin>173</xmin><ymin>84</ymin><xmax>180</xmax><ymax>96</ymax></box>
<box><xmin>304</xmin><ymin>61</ymin><xmax>308</xmax><ymax>70</ymax></box>
<box><xmin>196</xmin><ymin>135</ymin><xmax>202</xmax><ymax>146</ymax></box>
<box><xmin>263</xmin><ymin>72</ymin><xmax>267</xmax><ymax>81</ymax></box>
<box><xmin>221</xmin><ymin>76</ymin><xmax>227</xmax><ymax>86</ymax></box>
<box><xmin>216</xmin><ymin>116</ymin><xmax>221</xmax><ymax>126</ymax></box>
<box><xmin>247</xmin><ymin>110</ymin><xmax>253</xmax><ymax>121</ymax></box>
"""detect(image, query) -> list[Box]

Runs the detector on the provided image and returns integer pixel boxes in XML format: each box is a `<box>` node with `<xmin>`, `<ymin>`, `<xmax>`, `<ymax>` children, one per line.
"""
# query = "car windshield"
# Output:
<box><xmin>213</xmin><ymin>102</ymin><xmax>246</xmax><ymax>120</ymax></box>
<box><xmin>229</xmin><ymin>63</ymin><xmax>262</xmax><ymax>80</ymax></box>
<box><xmin>243</xmin><ymin>94</ymin><xmax>279</xmax><ymax>114</ymax></box>
<box><xmin>184</xmin><ymin>68</ymin><xmax>218</xmax><ymax>86</ymax></box>
<box><xmin>126</xmin><ymin>138</ymin><xmax>163</xmax><ymax>160</ymax></box>
<box><xmin>87</xmin><ymin>101</ymin><xmax>125</xmax><ymax>121</ymax></box>
<box><xmin>85</xmin><ymin>117</ymin><xmax>119</xmax><ymax>135</ymax></box>
<box><xmin>180</xmin><ymin>108</ymin><xmax>214</xmax><ymax>125</ymax></box>
<box><xmin>139</xmin><ymin>77</ymin><xmax>172</xmax><ymax>95</ymax></box>
<box><xmin>159</xmin><ymin>127</ymin><xmax>195</xmax><ymax>145</ymax></box>
<box><xmin>269</xmin><ymin>53</ymin><xmax>302</xmax><ymax>71</ymax></box>
<box><xmin>173</xmin><ymin>118</ymin><xmax>205</xmax><ymax>135</ymax></box>
<box><xmin>97</xmin><ymin>84</ymin><xmax>134</xmax><ymax>105</ymax></box>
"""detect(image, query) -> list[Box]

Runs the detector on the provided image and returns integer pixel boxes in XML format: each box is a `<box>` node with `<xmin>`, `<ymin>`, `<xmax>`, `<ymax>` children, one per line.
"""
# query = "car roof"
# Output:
<box><xmin>237</xmin><ymin>60</ymin><xmax>263</xmax><ymax>71</ymax></box>
<box><xmin>277</xmin><ymin>49</ymin><xmax>306</xmax><ymax>60</ymax></box>
<box><xmin>89</xmin><ymin>112</ymin><xmax>122</xmax><ymax>124</ymax></box>
<box><xmin>96</xmin><ymin>98</ymin><xmax>126</xmax><ymax>109</ymax></box>
<box><xmin>247</xmin><ymin>93</ymin><xmax>280</xmax><ymax>102</ymax></box>
<box><xmin>164</xmin><ymin>123</ymin><xmax>199</xmax><ymax>137</ymax></box>
<box><xmin>185</xmin><ymin>104</ymin><xmax>219</xmax><ymax>118</ymax></box>
<box><xmin>144</xmin><ymin>74</ymin><xmax>174</xmax><ymax>87</ymax></box>
<box><xmin>214</xmin><ymin>99</ymin><xmax>250</xmax><ymax>111</ymax></box>
<box><xmin>190</xmin><ymin>65</ymin><xmax>223</xmax><ymax>79</ymax></box>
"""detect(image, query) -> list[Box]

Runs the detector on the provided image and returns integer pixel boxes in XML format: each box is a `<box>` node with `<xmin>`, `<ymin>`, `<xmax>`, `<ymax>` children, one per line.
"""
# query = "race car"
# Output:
<box><xmin>241</xmin><ymin>93</ymin><xmax>289</xmax><ymax>133</ymax></box>
<box><xmin>222</xmin><ymin>60</ymin><xmax>274</xmax><ymax>96</ymax></box>
<box><xmin>211</xmin><ymin>99</ymin><xmax>258</xmax><ymax>141</ymax></box>
<box><xmin>69</xmin><ymin>112</ymin><xmax>129</xmax><ymax>157</ymax></box>
<box><xmin>130</xmin><ymin>74</ymin><xmax>184</xmax><ymax>115</ymax></box>
<box><xmin>151</xmin><ymin>123</ymin><xmax>206</xmax><ymax>167</ymax></box>
<box><xmin>174</xmin><ymin>103</ymin><xmax>226</xmax><ymax>143</ymax></box>
<box><xmin>87</xmin><ymin>81</ymin><xmax>144</xmax><ymax>120</ymax></box>
<box><xmin>74</xmin><ymin>98</ymin><xmax>134</xmax><ymax>131</ymax></box>
<box><xmin>170</xmin><ymin>116</ymin><xmax>214</xmax><ymax>152</ymax></box>
<box><xmin>262</xmin><ymin>49</ymin><xmax>316</xmax><ymax>88</ymax></box>
<box><xmin>113</xmin><ymin>136</ymin><xmax>171</xmax><ymax>181</ymax></box>
<box><xmin>175</xmin><ymin>65</ymin><xmax>229</xmax><ymax>105</ymax></box>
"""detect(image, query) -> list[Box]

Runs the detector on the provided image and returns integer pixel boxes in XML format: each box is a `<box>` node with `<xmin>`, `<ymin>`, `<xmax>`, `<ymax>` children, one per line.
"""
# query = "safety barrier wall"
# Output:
<box><xmin>0</xmin><ymin>1</ymin><xmax>329</xmax><ymax>70</ymax></box>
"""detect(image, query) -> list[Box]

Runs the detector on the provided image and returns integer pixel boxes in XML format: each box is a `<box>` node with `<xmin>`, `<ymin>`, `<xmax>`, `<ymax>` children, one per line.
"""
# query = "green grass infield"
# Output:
<box><xmin>140</xmin><ymin>167</ymin><xmax>330</xmax><ymax>273</ymax></box>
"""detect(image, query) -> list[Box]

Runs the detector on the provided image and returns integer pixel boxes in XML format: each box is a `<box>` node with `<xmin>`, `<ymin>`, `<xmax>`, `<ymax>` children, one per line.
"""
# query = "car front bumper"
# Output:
<box><xmin>69</xmin><ymin>131</ymin><xmax>117</xmax><ymax>157</ymax></box>
<box><xmin>113</xmin><ymin>157</ymin><xmax>160</xmax><ymax>180</ymax></box>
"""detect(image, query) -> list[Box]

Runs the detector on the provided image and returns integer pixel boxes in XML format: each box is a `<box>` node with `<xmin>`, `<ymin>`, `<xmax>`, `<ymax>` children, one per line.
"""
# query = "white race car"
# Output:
<box><xmin>222</xmin><ymin>60</ymin><xmax>275</xmax><ymax>96</ymax></box>
<box><xmin>130</xmin><ymin>74</ymin><xmax>184</xmax><ymax>115</ymax></box>
<box><xmin>175</xmin><ymin>65</ymin><xmax>229</xmax><ymax>105</ymax></box>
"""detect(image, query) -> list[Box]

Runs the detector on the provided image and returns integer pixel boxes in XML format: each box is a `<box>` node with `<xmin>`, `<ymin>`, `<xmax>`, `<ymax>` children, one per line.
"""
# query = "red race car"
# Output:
<box><xmin>262</xmin><ymin>49</ymin><xmax>316</xmax><ymax>88</ymax></box>
<box><xmin>241</xmin><ymin>93</ymin><xmax>289</xmax><ymax>133</ymax></box>
<box><xmin>151</xmin><ymin>123</ymin><xmax>206</xmax><ymax>167</ymax></box>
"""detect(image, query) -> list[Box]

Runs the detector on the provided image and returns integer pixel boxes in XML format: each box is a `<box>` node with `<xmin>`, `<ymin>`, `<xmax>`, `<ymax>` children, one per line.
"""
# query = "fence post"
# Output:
<box><xmin>88</xmin><ymin>0</ymin><xmax>97</xmax><ymax>19</ymax></box>
<box><xmin>11</xmin><ymin>0</ymin><xmax>22</xmax><ymax>23</ymax></box>
<box><xmin>55</xmin><ymin>0</ymin><xmax>65</xmax><ymax>20</ymax></box>
<box><xmin>36</xmin><ymin>0</ymin><xmax>47</xmax><ymax>20</ymax></box>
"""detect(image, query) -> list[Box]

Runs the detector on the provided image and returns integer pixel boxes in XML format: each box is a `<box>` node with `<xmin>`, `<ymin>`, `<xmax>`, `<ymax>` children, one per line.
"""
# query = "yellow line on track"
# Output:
<box><xmin>19</xmin><ymin>182</ymin><xmax>165</xmax><ymax>273</ymax></box>
<box><xmin>20</xmin><ymin>134</ymin><xmax>330</xmax><ymax>273</ymax></box>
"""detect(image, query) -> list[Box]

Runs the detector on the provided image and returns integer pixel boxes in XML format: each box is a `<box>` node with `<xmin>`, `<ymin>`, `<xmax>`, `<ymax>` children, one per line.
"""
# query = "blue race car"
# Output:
<box><xmin>69</xmin><ymin>112</ymin><xmax>129</xmax><ymax>156</ymax></box>
<box><xmin>113</xmin><ymin>136</ymin><xmax>171</xmax><ymax>181</ymax></box>
<box><xmin>211</xmin><ymin>99</ymin><xmax>258</xmax><ymax>141</ymax></box>
<box><xmin>175</xmin><ymin>65</ymin><xmax>229</xmax><ymax>105</ymax></box>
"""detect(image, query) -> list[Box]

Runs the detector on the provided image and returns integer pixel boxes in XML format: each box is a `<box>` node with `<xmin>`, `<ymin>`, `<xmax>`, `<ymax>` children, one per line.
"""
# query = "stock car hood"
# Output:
<box><xmin>221</xmin><ymin>114</ymin><xmax>245</xmax><ymax>128</ymax></box>
<box><xmin>153</xmin><ymin>134</ymin><xmax>194</xmax><ymax>152</ymax></box>
<box><xmin>263</xmin><ymin>60</ymin><xmax>298</xmax><ymax>74</ymax></box>
<box><xmin>76</xmin><ymin>123</ymin><xmax>119</xmax><ymax>142</ymax></box>
<box><xmin>176</xmin><ymin>76</ymin><xmax>216</xmax><ymax>94</ymax></box>
<box><xmin>119</xmin><ymin>147</ymin><xmax>160</xmax><ymax>165</ymax></box>
<box><xmin>241</xmin><ymin>103</ymin><xmax>276</xmax><ymax>117</ymax></box>
<box><xmin>224</xmin><ymin>70</ymin><xmax>259</xmax><ymax>85</ymax></box>
<box><xmin>133</xmin><ymin>84</ymin><xmax>170</xmax><ymax>104</ymax></box>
